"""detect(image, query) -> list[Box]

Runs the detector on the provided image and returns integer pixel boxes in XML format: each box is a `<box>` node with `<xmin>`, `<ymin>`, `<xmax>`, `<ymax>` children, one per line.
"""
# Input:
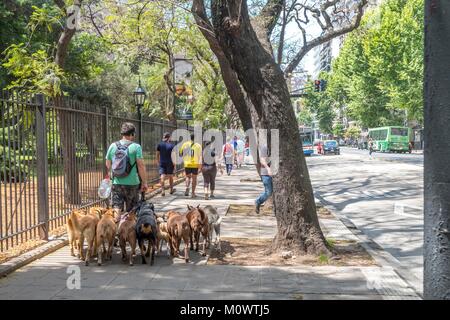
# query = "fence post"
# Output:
<box><xmin>35</xmin><ymin>94</ymin><xmax>49</xmax><ymax>240</ymax></box>
<box><xmin>103</xmin><ymin>106</ymin><xmax>109</xmax><ymax>176</ymax></box>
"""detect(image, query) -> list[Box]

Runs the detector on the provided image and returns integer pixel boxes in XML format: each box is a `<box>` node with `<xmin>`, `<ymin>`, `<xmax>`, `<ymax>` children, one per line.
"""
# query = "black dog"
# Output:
<box><xmin>135</xmin><ymin>200</ymin><xmax>158</xmax><ymax>265</ymax></box>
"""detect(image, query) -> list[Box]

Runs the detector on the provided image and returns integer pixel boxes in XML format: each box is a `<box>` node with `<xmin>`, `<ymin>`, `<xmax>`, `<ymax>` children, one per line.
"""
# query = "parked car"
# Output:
<box><xmin>323</xmin><ymin>140</ymin><xmax>340</xmax><ymax>155</ymax></box>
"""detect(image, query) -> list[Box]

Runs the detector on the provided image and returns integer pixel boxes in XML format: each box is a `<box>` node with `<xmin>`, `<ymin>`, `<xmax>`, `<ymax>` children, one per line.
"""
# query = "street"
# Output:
<box><xmin>306</xmin><ymin>147</ymin><xmax>423</xmax><ymax>293</ymax></box>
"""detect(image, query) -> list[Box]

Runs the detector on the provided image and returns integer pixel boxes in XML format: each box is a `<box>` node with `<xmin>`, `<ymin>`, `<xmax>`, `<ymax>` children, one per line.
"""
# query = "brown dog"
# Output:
<box><xmin>166</xmin><ymin>210</ymin><xmax>191</xmax><ymax>263</ymax></box>
<box><xmin>70</xmin><ymin>206</ymin><xmax>105</xmax><ymax>265</ymax></box>
<box><xmin>156</xmin><ymin>216</ymin><xmax>171</xmax><ymax>257</ymax></box>
<box><xmin>186</xmin><ymin>205</ymin><xmax>209</xmax><ymax>256</ymax></box>
<box><xmin>118</xmin><ymin>211</ymin><xmax>137</xmax><ymax>266</ymax></box>
<box><xmin>67</xmin><ymin>209</ymin><xmax>85</xmax><ymax>257</ymax></box>
<box><xmin>96</xmin><ymin>209</ymin><xmax>117</xmax><ymax>266</ymax></box>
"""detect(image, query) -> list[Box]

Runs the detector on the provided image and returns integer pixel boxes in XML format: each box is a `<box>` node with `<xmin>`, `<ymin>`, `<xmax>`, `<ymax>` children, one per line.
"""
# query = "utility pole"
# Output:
<box><xmin>424</xmin><ymin>0</ymin><xmax>450</xmax><ymax>300</ymax></box>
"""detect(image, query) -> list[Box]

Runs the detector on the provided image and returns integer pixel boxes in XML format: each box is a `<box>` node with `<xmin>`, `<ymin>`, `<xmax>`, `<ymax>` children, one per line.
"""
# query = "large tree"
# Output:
<box><xmin>192</xmin><ymin>0</ymin><xmax>367</xmax><ymax>254</ymax></box>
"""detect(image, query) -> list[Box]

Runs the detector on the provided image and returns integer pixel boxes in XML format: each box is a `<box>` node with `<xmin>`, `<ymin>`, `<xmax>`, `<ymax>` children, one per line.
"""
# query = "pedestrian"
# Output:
<box><xmin>369</xmin><ymin>138</ymin><xmax>374</xmax><ymax>159</ymax></box>
<box><xmin>235</xmin><ymin>136</ymin><xmax>245</xmax><ymax>168</ymax></box>
<box><xmin>105</xmin><ymin>122</ymin><xmax>148</xmax><ymax>222</ymax></box>
<box><xmin>202</xmin><ymin>140</ymin><xmax>220</xmax><ymax>200</ymax></box>
<box><xmin>245</xmin><ymin>137</ymin><xmax>250</xmax><ymax>156</ymax></box>
<box><xmin>233</xmin><ymin>136</ymin><xmax>238</xmax><ymax>168</ymax></box>
<box><xmin>156</xmin><ymin>132</ymin><xmax>176</xmax><ymax>196</ymax></box>
<box><xmin>223</xmin><ymin>136</ymin><xmax>234</xmax><ymax>176</ymax></box>
<box><xmin>179</xmin><ymin>133</ymin><xmax>202</xmax><ymax>198</ymax></box>
<box><xmin>317</xmin><ymin>141</ymin><xmax>323</xmax><ymax>155</ymax></box>
<box><xmin>255</xmin><ymin>144</ymin><xmax>272</xmax><ymax>214</ymax></box>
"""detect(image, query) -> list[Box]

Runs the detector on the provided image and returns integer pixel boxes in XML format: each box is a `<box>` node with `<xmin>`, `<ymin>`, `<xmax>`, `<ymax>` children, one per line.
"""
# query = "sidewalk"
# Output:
<box><xmin>0</xmin><ymin>166</ymin><xmax>420</xmax><ymax>300</ymax></box>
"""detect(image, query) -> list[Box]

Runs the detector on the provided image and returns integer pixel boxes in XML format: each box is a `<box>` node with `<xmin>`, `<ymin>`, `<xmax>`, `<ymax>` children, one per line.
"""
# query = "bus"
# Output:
<box><xmin>299</xmin><ymin>126</ymin><xmax>314</xmax><ymax>156</ymax></box>
<box><xmin>368</xmin><ymin>126</ymin><xmax>412</xmax><ymax>153</ymax></box>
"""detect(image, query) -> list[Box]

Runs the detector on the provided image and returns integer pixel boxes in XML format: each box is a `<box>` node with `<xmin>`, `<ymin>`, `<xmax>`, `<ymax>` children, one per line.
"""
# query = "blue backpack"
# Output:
<box><xmin>111</xmin><ymin>141</ymin><xmax>136</xmax><ymax>178</ymax></box>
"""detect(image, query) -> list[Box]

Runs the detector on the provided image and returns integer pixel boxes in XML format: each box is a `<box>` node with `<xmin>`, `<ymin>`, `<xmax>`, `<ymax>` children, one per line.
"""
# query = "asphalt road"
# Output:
<box><xmin>306</xmin><ymin>147</ymin><xmax>423</xmax><ymax>293</ymax></box>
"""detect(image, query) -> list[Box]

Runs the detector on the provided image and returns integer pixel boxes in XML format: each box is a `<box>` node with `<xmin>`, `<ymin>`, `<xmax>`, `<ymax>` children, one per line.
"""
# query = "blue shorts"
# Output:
<box><xmin>159</xmin><ymin>163</ymin><xmax>174</xmax><ymax>175</ymax></box>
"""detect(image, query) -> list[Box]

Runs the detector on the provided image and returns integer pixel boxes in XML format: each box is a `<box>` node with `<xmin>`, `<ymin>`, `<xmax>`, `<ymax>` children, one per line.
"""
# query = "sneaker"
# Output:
<box><xmin>185</xmin><ymin>188</ymin><xmax>189</xmax><ymax>196</ymax></box>
<box><xmin>210</xmin><ymin>194</ymin><xmax>215</xmax><ymax>199</ymax></box>
<box><xmin>255</xmin><ymin>202</ymin><xmax>261</xmax><ymax>215</ymax></box>
<box><xmin>170</xmin><ymin>188</ymin><xmax>176</xmax><ymax>195</ymax></box>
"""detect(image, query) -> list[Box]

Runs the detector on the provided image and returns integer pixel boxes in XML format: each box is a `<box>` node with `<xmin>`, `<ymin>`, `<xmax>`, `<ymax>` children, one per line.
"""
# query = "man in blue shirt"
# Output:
<box><xmin>156</xmin><ymin>132</ymin><xmax>176</xmax><ymax>196</ymax></box>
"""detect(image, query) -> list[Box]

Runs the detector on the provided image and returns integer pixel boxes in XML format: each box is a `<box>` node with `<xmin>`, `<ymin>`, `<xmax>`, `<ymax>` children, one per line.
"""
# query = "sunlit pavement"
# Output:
<box><xmin>306</xmin><ymin>147</ymin><xmax>423</xmax><ymax>294</ymax></box>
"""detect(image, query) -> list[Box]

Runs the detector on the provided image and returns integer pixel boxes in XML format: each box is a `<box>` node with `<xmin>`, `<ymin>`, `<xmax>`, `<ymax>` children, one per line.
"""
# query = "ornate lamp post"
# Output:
<box><xmin>133</xmin><ymin>77</ymin><xmax>146</xmax><ymax>144</ymax></box>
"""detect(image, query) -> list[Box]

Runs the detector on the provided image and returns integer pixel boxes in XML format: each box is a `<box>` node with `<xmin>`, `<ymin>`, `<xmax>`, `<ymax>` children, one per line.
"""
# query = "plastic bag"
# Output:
<box><xmin>98</xmin><ymin>178</ymin><xmax>112</xmax><ymax>199</ymax></box>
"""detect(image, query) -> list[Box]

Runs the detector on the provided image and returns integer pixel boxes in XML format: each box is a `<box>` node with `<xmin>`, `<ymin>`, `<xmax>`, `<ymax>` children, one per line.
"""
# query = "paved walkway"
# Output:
<box><xmin>0</xmin><ymin>165</ymin><xmax>419</xmax><ymax>299</ymax></box>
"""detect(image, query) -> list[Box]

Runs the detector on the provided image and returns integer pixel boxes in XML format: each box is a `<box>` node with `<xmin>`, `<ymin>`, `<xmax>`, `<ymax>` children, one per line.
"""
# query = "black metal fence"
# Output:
<box><xmin>0</xmin><ymin>90</ymin><xmax>188</xmax><ymax>252</ymax></box>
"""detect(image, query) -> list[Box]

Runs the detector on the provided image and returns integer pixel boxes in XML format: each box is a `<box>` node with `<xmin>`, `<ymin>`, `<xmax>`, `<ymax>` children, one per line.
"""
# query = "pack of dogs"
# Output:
<box><xmin>66</xmin><ymin>201</ymin><xmax>222</xmax><ymax>266</ymax></box>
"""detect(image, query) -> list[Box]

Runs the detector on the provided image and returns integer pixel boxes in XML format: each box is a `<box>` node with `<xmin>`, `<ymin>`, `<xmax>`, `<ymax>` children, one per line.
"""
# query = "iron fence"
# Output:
<box><xmin>0</xmin><ymin>90</ymin><xmax>189</xmax><ymax>252</ymax></box>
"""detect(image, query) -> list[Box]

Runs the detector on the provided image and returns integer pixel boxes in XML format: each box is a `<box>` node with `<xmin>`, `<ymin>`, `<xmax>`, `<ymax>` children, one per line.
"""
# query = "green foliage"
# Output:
<box><xmin>332</xmin><ymin>123</ymin><xmax>345</xmax><ymax>138</ymax></box>
<box><xmin>296</xmin><ymin>104</ymin><xmax>314</xmax><ymax>126</ymax></box>
<box><xmin>344</xmin><ymin>126</ymin><xmax>361</xmax><ymax>140</ymax></box>
<box><xmin>301</xmin><ymin>0</ymin><xmax>423</xmax><ymax>129</ymax></box>
<box><xmin>301</xmin><ymin>73</ymin><xmax>335</xmax><ymax>134</ymax></box>
<box><xmin>330</xmin><ymin>0</ymin><xmax>424</xmax><ymax>127</ymax></box>
<box><xmin>3</xmin><ymin>43</ymin><xmax>65</xmax><ymax>96</ymax></box>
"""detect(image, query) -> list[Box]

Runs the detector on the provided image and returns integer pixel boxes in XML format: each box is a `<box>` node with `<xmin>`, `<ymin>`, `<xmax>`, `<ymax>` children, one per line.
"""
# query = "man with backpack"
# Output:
<box><xmin>105</xmin><ymin>122</ymin><xmax>148</xmax><ymax>220</ymax></box>
<box><xmin>179</xmin><ymin>133</ymin><xmax>202</xmax><ymax>198</ymax></box>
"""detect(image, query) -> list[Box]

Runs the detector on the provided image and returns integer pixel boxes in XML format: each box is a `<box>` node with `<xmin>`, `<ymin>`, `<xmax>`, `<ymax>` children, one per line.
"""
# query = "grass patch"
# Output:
<box><xmin>318</xmin><ymin>254</ymin><xmax>329</xmax><ymax>264</ymax></box>
<box><xmin>326</xmin><ymin>238</ymin><xmax>336</xmax><ymax>248</ymax></box>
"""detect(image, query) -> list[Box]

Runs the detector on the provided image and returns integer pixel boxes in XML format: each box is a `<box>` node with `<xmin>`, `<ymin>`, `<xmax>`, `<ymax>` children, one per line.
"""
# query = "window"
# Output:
<box><xmin>391</xmin><ymin>128</ymin><xmax>408</xmax><ymax>136</ymax></box>
<box><xmin>369</xmin><ymin>129</ymin><xmax>388</xmax><ymax>140</ymax></box>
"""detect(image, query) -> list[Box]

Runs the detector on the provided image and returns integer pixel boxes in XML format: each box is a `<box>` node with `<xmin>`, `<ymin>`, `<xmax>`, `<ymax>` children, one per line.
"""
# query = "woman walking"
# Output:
<box><xmin>223</xmin><ymin>137</ymin><xmax>234</xmax><ymax>176</ymax></box>
<box><xmin>202</xmin><ymin>140</ymin><xmax>220</xmax><ymax>200</ymax></box>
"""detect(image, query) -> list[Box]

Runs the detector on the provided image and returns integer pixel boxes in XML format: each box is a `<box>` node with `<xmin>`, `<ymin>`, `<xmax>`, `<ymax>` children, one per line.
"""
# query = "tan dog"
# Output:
<box><xmin>186</xmin><ymin>205</ymin><xmax>209</xmax><ymax>256</ymax></box>
<box><xmin>118</xmin><ymin>211</ymin><xmax>137</xmax><ymax>266</ymax></box>
<box><xmin>70</xmin><ymin>206</ymin><xmax>105</xmax><ymax>265</ymax></box>
<box><xmin>156</xmin><ymin>216</ymin><xmax>171</xmax><ymax>257</ymax></box>
<box><xmin>67</xmin><ymin>209</ymin><xmax>85</xmax><ymax>257</ymax></box>
<box><xmin>96</xmin><ymin>209</ymin><xmax>117</xmax><ymax>266</ymax></box>
<box><xmin>166</xmin><ymin>210</ymin><xmax>191</xmax><ymax>263</ymax></box>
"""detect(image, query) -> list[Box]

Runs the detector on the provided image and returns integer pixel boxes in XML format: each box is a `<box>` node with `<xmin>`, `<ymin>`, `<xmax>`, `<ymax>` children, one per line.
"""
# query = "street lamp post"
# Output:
<box><xmin>133</xmin><ymin>77</ymin><xmax>146</xmax><ymax>144</ymax></box>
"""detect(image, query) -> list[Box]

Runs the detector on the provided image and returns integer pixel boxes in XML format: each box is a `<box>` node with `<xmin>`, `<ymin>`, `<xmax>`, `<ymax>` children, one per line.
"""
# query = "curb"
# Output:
<box><xmin>315</xmin><ymin>194</ymin><xmax>423</xmax><ymax>299</ymax></box>
<box><xmin>0</xmin><ymin>236</ymin><xmax>68</xmax><ymax>278</ymax></box>
<box><xmin>0</xmin><ymin>176</ymin><xmax>188</xmax><ymax>278</ymax></box>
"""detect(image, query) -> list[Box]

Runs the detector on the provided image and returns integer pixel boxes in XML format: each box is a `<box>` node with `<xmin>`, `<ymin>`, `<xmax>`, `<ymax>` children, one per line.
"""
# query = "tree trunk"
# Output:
<box><xmin>192</xmin><ymin>1</ymin><xmax>254</xmax><ymax>131</ymax></box>
<box><xmin>210</xmin><ymin>0</ymin><xmax>329</xmax><ymax>255</ymax></box>
<box><xmin>424</xmin><ymin>0</ymin><xmax>450</xmax><ymax>300</ymax></box>
<box><xmin>54</xmin><ymin>0</ymin><xmax>82</xmax><ymax>204</ymax></box>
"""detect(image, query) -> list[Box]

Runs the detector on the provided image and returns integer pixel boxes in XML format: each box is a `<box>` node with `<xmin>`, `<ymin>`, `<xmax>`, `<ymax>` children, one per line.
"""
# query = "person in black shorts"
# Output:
<box><xmin>156</xmin><ymin>132</ymin><xmax>176</xmax><ymax>196</ymax></box>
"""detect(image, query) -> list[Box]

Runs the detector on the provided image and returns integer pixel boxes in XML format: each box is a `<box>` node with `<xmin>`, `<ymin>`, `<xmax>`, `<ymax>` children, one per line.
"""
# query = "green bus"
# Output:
<box><xmin>368</xmin><ymin>126</ymin><xmax>412</xmax><ymax>153</ymax></box>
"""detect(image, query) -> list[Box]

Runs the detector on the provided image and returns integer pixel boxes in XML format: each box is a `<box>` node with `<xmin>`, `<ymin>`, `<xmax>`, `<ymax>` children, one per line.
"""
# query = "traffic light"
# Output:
<box><xmin>314</xmin><ymin>80</ymin><xmax>320</xmax><ymax>92</ymax></box>
<box><xmin>320</xmin><ymin>79</ymin><xmax>327</xmax><ymax>92</ymax></box>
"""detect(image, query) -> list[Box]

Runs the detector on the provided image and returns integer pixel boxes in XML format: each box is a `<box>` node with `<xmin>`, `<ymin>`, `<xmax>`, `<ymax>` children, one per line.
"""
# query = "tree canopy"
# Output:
<box><xmin>302</xmin><ymin>0</ymin><xmax>424</xmax><ymax>129</ymax></box>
